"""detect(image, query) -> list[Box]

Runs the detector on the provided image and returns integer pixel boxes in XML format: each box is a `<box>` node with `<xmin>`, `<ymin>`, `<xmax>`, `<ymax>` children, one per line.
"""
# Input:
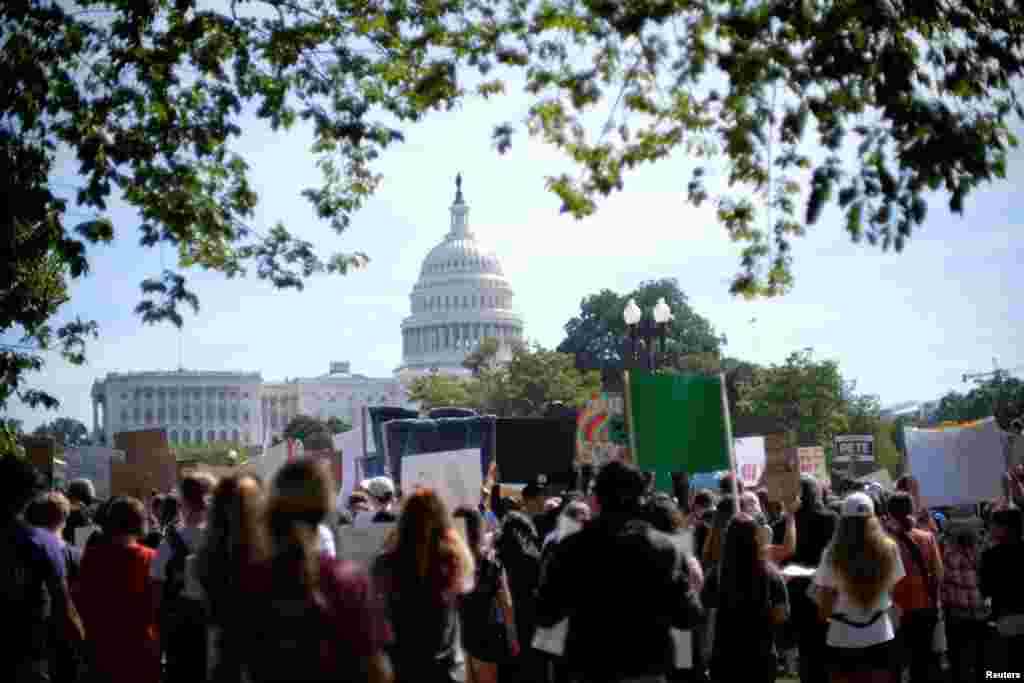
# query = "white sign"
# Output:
<box><xmin>401</xmin><ymin>448</ymin><xmax>483</xmax><ymax>513</ymax></box>
<box><xmin>337</xmin><ymin>524</ymin><xmax>396</xmax><ymax>568</ymax></box>
<box><xmin>906</xmin><ymin>418</ymin><xmax>1007</xmax><ymax>507</ymax></box>
<box><xmin>734</xmin><ymin>436</ymin><xmax>766</xmax><ymax>487</ymax></box>
<box><xmin>333</xmin><ymin>429</ymin><xmax>363</xmax><ymax>503</ymax></box>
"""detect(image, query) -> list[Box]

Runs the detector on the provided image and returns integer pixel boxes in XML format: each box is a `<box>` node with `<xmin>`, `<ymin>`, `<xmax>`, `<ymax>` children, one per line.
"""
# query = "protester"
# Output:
<box><xmin>495</xmin><ymin>501</ymin><xmax>544</xmax><ymax>683</ymax></box>
<box><xmin>453</xmin><ymin>506</ymin><xmax>519</xmax><ymax>683</ymax></box>
<box><xmin>895</xmin><ymin>476</ymin><xmax>939</xmax><ymax>534</ymax></box>
<box><xmin>1</xmin><ymin>455</ymin><xmax>85</xmax><ymax>682</ymax></box>
<box><xmin>886</xmin><ymin>491</ymin><xmax>943</xmax><ymax>683</ymax></box>
<box><xmin>522</xmin><ymin>477</ymin><xmax>557</xmax><ymax>539</ymax></box>
<box><xmin>644</xmin><ymin>494</ymin><xmax>706</xmax><ymax>683</ymax></box>
<box><xmin>813</xmin><ymin>492</ymin><xmax>904</xmax><ymax>683</ymax></box>
<box><xmin>152</xmin><ymin>471</ymin><xmax>217</xmax><ymax>683</ymax></box>
<box><xmin>196</xmin><ymin>475</ymin><xmax>265</xmax><ymax>683</ymax></box>
<box><xmin>981</xmin><ymin>507</ymin><xmax>1024</xmax><ymax>674</ymax></box>
<box><xmin>241</xmin><ymin>458</ymin><xmax>393</xmax><ymax>683</ymax></box>
<box><xmin>349</xmin><ymin>490</ymin><xmax>372</xmax><ymax>515</ymax></box>
<box><xmin>25</xmin><ymin>491</ymin><xmax>76</xmax><ymax>579</ymax></box>
<box><xmin>941</xmin><ymin>522</ymin><xmax>988</xmax><ymax>682</ymax></box>
<box><xmin>25</xmin><ymin>491</ymin><xmax>87</xmax><ymax>682</ymax></box>
<box><xmin>536</xmin><ymin>460</ymin><xmax>704</xmax><ymax>683</ymax></box>
<box><xmin>790</xmin><ymin>474</ymin><xmax>838</xmax><ymax>683</ymax></box>
<box><xmin>690</xmin><ymin>490</ymin><xmax>715</xmax><ymax>565</ymax></box>
<box><xmin>356</xmin><ymin>477</ymin><xmax>398</xmax><ymax>525</ymax></box>
<box><xmin>702</xmin><ymin>514</ymin><xmax>789</xmax><ymax>683</ymax></box>
<box><xmin>701</xmin><ymin>493</ymin><xmax>736</xmax><ymax>571</ymax></box>
<box><xmin>63</xmin><ymin>478</ymin><xmax>96</xmax><ymax>546</ymax></box>
<box><xmin>541</xmin><ymin>499</ymin><xmax>591</xmax><ymax>556</ymax></box>
<box><xmin>78</xmin><ymin>496</ymin><xmax>160</xmax><ymax>683</ymax></box>
<box><xmin>740</xmin><ymin>490</ymin><xmax>763</xmax><ymax>517</ymax></box>
<box><xmin>142</xmin><ymin>494</ymin><xmax>165</xmax><ymax>549</ymax></box>
<box><xmin>373</xmin><ymin>488</ymin><xmax>474</xmax><ymax>683</ymax></box>
<box><xmin>763</xmin><ymin>497</ymin><xmax>799</xmax><ymax>565</ymax></box>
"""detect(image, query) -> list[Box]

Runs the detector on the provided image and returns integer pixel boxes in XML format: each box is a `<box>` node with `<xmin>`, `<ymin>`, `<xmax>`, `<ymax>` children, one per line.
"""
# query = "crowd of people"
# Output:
<box><xmin>2</xmin><ymin>450</ymin><xmax>1023</xmax><ymax>683</ymax></box>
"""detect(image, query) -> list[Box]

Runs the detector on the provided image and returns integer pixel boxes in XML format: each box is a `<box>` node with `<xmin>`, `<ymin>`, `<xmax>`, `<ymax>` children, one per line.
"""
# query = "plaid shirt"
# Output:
<box><xmin>941</xmin><ymin>543</ymin><xmax>984</xmax><ymax>611</ymax></box>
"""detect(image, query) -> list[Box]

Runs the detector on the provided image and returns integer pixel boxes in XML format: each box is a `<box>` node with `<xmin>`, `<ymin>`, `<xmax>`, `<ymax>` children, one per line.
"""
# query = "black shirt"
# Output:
<box><xmin>793</xmin><ymin>506</ymin><xmax>837</xmax><ymax>567</ymax></box>
<box><xmin>537</xmin><ymin>515</ymin><xmax>703</xmax><ymax>681</ymax></box>
<box><xmin>372</xmin><ymin>553</ymin><xmax>459</xmax><ymax>682</ymax></box>
<box><xmin>981</xmin><ymin>542</ymin><xmax>1024</xmax><ymax>620</ymax></box>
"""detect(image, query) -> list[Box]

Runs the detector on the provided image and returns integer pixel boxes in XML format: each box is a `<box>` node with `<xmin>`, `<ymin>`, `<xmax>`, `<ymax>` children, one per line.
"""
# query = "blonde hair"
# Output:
<box><xmin>829</xmin><ymin>515</ymin><xmax>899</xmax><ymax>609</ymax></box>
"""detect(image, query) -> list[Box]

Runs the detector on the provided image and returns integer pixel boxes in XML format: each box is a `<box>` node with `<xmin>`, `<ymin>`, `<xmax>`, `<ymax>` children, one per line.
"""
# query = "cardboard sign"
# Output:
<box><xmin>797</xmin><ymin>447</ymin><xmax>828</xmax><ymax>482</ymax></box>
<box><xmin>337</xmin><ymin>524</ymin><xmax>396</xmax><ymax>568</ymax></box>
<box><xmin>764</xmin><ymin>435</ymin><xmax>800</xmax><ymax>503</ymax></box>
<box><xmin>400</xmin><ymin>448</ymin><xmax>483</xmax><ymax>513</ymax></box>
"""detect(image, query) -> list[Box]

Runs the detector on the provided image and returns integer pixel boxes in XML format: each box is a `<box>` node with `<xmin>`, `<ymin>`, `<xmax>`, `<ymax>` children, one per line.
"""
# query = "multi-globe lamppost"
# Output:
<box><xmin>622</xmin><ymin>297</ymin><xmax>675</xmax><ymax>371</ymax></box>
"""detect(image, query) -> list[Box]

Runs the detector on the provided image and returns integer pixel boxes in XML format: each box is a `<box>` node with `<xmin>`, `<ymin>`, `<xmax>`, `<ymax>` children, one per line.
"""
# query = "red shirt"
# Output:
<box><xmin>78</xmin><ymin>541</ymin><xmax>160</xmax><ymax>683</ymax></box>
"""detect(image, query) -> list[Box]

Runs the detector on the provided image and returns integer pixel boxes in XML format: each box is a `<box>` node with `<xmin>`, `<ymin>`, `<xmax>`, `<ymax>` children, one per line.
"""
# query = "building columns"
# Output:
<box><xmin>92</xmin><ymin>398</ymin><xmax>99</xmax><ymax>436</ymax></box>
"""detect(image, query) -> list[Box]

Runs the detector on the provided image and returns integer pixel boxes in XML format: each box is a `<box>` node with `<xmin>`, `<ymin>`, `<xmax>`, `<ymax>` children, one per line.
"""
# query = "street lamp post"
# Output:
<box><xmin>623</xmin><ymin>297</ymin><xmax>675</xmax><ymax>370</ymax></box>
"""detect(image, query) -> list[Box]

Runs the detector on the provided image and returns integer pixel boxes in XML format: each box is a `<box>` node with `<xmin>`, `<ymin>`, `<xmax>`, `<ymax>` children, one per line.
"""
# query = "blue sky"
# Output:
<box><xmin>7</xmin><ymin>68</ymin><xmax>1023</xmax><ymax>433</ymax></box>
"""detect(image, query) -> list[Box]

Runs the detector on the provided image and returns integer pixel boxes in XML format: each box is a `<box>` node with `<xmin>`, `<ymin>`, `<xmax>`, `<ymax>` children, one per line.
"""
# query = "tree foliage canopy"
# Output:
<box><xmin>930</xmin><ymin>371</ymin><xmax>1024</xmax><ymax>430</ymax></box>
<box><xmin>282</xmin><ymin>413</ymin><xmax>334</xmax><ymax>450</ymax></box>
<box><xmin>406</xmin><ymin>373</ymin><xmax>474</xmax><ymax>412</ymax></box>
<box><xmin>558</xmin><ymin>278</ymin><xmax>725</xmax><ymax>363</ymax></box>
<box><xmin>489</xmin><ymin>0</ymin><xmax>1024</xmax><ymax>298</ymax></box>
<box><xmin>408</xmin><ymin>342</ymin><xmax>600</xmax><ymax>416</ymax></box>
<box><xmin>33</xmin><ymin>416</ymin><xmax>90</xmax><ymax>448</ymax></box>
<box><xmin>5</xmin><ymin>0</ymin><xmax>1022</xmax><ymax>413</ymax></box>
<box><xmin>737</xmin><ymin>348</ymin><xmax>880</xmax><ymax>449</ymax></box>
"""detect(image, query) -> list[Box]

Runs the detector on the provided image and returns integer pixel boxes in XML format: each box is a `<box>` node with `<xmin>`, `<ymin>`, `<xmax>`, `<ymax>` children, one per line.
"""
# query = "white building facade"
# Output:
<box><xmin>90</xmin><ymin>370</ymin><xmax>264</xmax><ymax>447</ymax></box>
<box><xmin>260</xmin><ymin>362</ymin><xmax>412</xmax><ymax>438</ymax></box>
<box><xmin>91</xmin><ymin>363</ymin><xmax>414</xmax><ymax>446</ymax></box>
<box><xmin>397</xmin><ymin>174</ymin><xmax>524</xmax><ymax>377</ymax></box>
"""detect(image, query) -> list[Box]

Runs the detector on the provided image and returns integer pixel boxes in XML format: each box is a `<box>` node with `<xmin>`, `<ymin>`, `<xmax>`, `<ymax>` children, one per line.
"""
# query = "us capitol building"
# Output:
<box><xmin>89</xmin><ymin>174</ymin><xmax>523</xmax><ymax>445</ymax></box>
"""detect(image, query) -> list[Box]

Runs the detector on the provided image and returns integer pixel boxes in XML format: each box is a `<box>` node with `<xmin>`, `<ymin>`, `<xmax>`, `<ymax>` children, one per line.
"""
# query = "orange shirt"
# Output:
<box><xmin>79</xmin><ymin>541</ymin><xmax>160</xmax><ymax>683</ymax></box>
<box><xmin>890</xmin><ymin>527</ymin><xmax>943</xmax><ymax>612</ymax></box>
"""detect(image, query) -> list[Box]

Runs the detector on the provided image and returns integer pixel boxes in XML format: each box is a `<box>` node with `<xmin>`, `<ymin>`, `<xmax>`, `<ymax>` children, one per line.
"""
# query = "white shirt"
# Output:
<box><xmin>814</xmin><ymin>544</ymin><xmax>906</xmax><ymax>648</ymax></box>
<box><xmin>318</xmin><ymin>524</ymin><xmax>336</xmax><ymax>559</ymax></box>
<box><xmin>150</xmin><ymin>525</ymin><xmax>206</xmax><ymax>581</ymax></box>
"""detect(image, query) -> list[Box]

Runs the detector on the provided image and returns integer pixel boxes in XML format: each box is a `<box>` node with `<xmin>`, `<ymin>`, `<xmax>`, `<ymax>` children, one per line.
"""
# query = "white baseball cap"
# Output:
<box><xmin>841</xmin><ymin>492</ymin><xmax>875</xmax><ymax>518</ymax></box>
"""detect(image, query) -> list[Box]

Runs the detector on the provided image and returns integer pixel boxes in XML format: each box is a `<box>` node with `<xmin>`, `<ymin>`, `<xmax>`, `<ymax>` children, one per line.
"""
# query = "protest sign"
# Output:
<box><xmin>337</xmin><ymin>524</ymin><xmax>396</xmax><ymax>568</ymax></box>
<box><xmin>735</xmin><ymin>436</ymin><xmax>766</xmax><ymax>487</ymax></box>
<box><xmin>797</xmin><ymin>446</ymin><xmax>828</xmax><ymax>482</ymax></box>
<box><xmin>906</xmin><ymin>418</ymin><xmax>1007</xmax><ymax>507</ymax></box>
<box><xmin>401</xmin><ymin>449</ymin><xmax>483</xmax><ymax>513</ymax></box>
<box><xmin>764</xmin><ymin>434</ymin><xmax>800</xmax><ymax>503</ymax></box>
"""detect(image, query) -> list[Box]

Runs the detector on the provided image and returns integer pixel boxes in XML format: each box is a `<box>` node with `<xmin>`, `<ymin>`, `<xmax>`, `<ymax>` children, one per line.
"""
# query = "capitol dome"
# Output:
<box><xmin>398</xmin><ymin>174</ymin><xmax>524</xmax><ymax>376</ymax></box>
